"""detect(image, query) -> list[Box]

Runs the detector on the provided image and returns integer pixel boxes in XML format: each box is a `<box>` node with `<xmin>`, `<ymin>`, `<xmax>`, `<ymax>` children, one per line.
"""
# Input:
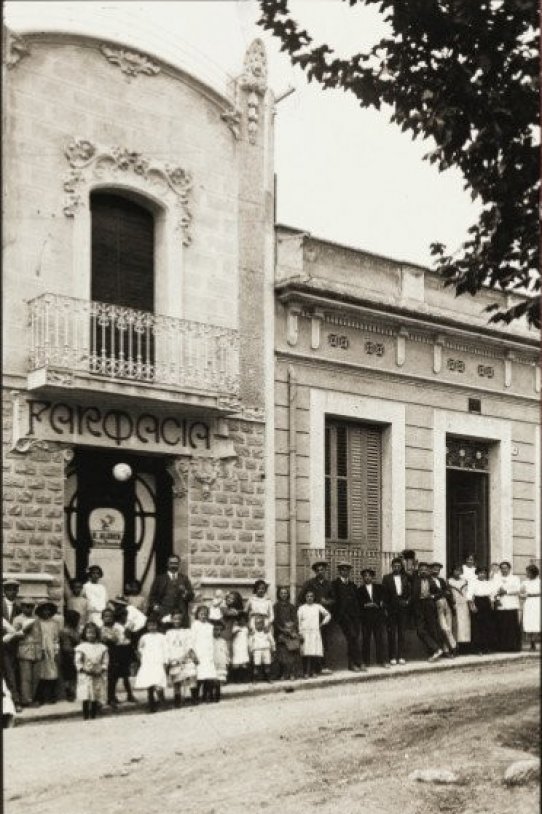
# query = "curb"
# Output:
<box><xmin>13</xmin><ymin>651</ymin><xmax>537</xmax><ymax>728</ymax></box>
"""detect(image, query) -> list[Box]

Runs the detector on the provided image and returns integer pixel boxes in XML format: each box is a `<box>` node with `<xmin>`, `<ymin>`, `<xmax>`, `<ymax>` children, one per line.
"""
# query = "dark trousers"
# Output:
<box><xmin>361</xmin><ymin>614</ymin><xmax>386</xmax><ymax>666</ymax></box>
<box><xmin>414</xmin><ymin>599</ymin><xmax>443</xmax><ymax>655</ymax></box>
<box><xmin>387</xmin><ymin>606</ymin><xmax>409</xmax><ymax>661</ymax></box>
<box><xmin>338</xmin><ymin>617</ymin><xmax>362</xmax><ymax>668</ymax></box>
<box><xmin>320</xmin><ymin>622</ymin><xmax>333</xmax><ymax>669</ymax></box>
<box><xmin>3</xmin><ymin>647</ymin><xmax>20</xmax><ymax>705</ymax></box>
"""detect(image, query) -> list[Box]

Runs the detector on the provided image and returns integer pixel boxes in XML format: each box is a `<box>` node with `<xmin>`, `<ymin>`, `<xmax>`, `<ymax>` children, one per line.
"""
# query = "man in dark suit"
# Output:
<box><xmin>148</xmin><ymin>554</ymin><xmax>194</xmax><ymax>628</ymax></box>
<box><xmin>358</xmin><ymin>568</ymin><xmax>388</xmax><ymax>668</ymax></box>
<box><xmin>430</xmin><ymin>561</ymin><xmax>456</xmax><ymax>656</ymax></box>
<box><xmin>332</xmin><ymin>562</ymin><xmax>364</xmax><ymax>672</ymax></box>
<box><xmin>298</xmin><ymin>560</ymin><xmax>335</xmax><ymax>674</ymax></box>
<box><xmin>411</xmin><ymin>562</ymin><xmax>444</xmax><ymax>661</ymax></box>
<box><xmin>3</xmin><ymin>578</ymin><xmax>24</xmax><ymax>710</ymax></box>
<box><xmin>382</xmin><ymin>557</ymin><xmax>411</xmax><ymax>665</ymax></box>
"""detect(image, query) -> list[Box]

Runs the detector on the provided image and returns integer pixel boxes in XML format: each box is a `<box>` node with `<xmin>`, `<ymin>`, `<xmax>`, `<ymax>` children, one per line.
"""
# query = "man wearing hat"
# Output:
<box><xmin>148</xmin><ymin>554</ymin><xmax>194</xmax><ymax>628</ymax></box>
<box><xmin>332</xmin><ymin>562</ymin><xmax>364</xmax><ymax>672</ymax></box>
<box><xmin>358</xmin><ymin>568</ymin><xmax>388</xmax><ymax>668</ymax></box>
<box><xmin>13</xmin><ymin>598</ymin><xmax>43</xmax><ymax>706</ymax></box>
<box><xmin>298</xmin><ymin>561</ymin><xmax>335</xmax><ymax>674</ymax></box>
<box><xmin>3</xmin><ymin>578</ymin><xmax>23</xmax><ymax>709</ymax></box>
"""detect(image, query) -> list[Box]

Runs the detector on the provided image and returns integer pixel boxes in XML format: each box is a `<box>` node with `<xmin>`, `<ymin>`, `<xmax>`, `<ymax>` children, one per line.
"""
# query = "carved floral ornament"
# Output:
<box><xmin>63</xmin><ymin>137</ymin><xmax>193</xmax><ymax>246</ymax></box>
<box><xmin>168</xmin><ymin>455</ymin><xmax>237</xmax><ymax>499</ymax></box>
<box><xmin>100</xmin><ymin>44</ymin><xmax>160</xmax><ymax>78</ymax></box>
<box><xmin>240</xmin><ymin>39</ymin><xmax>268</xmax><ymax>145</ymax></box>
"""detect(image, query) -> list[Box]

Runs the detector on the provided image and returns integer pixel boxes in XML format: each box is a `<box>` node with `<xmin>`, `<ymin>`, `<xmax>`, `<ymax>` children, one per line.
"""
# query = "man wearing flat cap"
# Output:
<box><xmin>332</xmin><ymin>562</ymin><xmax>364</xmax><ymax>672</ymax></box>
<box><xmin>3</xmin><ymin>578</ymin><xmax>23</xmax><ymax>709</ymax></box>
<box><xmin>298</xmin><ymin>560</ymin><xmax>335</xmax><ymax>674</ymax></box>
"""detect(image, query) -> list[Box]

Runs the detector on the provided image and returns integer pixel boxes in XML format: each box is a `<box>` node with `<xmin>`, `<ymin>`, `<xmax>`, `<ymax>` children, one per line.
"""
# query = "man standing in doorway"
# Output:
<box><xmin>332</xmin><ymin>562</ymin><xmax>364</xmax><ymax>672</ymax></box>
<box><xmin>298</xmin><ymin>560</ymin><xmax>335</xmax><ymax>674</ymax></box>
<box><xmin>148</xmin><ymin>554</ymin><xmax>194</xmax><ymax>628</ymax></box>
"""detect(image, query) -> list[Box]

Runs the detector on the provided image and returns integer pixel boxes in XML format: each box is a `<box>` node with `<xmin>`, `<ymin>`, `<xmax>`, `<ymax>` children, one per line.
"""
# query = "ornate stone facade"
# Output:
<box><xmin>99</xmin><ymin>44</ymin><xmax>160</xmax><ymax>78</ymax></box>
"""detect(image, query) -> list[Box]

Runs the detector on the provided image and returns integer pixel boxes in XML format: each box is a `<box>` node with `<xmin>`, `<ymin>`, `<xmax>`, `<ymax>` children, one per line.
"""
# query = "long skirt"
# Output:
<box><xmin>494</xmin><ymin>610</ymin><xmax>521</xmax><ymax>652</ymax></box>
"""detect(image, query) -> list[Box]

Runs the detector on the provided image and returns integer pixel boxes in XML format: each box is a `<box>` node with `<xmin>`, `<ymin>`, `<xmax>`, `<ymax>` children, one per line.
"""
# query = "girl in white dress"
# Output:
<box><xmin>520</xmin><ymin>564</ymin><xmax>540</xmax><ymax>649</ymax></box>
<box><xmin>448</xmin><ymin>565</ymin><xmax>471</xmax><ymax>652</ymax></box>
<box><xmin>135</xmin><ymin>616</ymin><xmax>168</xmax><ymax>712</ymax></box>
<box><xmin>165</xmin><ymin>611</ymin><xmax>198</xmax><ymax>706</ymax></box>
<box><xmin>74</xmin><ymin>622</ymin><xmax>109</xmax><ymax>720</ymax></box>
<box><xmin>246</xmin><ymin>580</ymin><xmax>274</xmax><ymax>632</ymax></box>
<box><xmin>231</xmin><ymin>611</ymin><xmax>250</xmax><ymax>683</ymax></box>
<box><xmin>191</xmin><ymin>606</ymin><xmax>217</xmax><ymax>702</ymax></box>
<box><xmin>297</xmin><ymin>590</ymin><xmax>331</xmax><ymax>678</ymax></box>
<box><xmin>82</xmin><ymin>566</ymin><xmax>108</xmax><ymax>627</ymax></box>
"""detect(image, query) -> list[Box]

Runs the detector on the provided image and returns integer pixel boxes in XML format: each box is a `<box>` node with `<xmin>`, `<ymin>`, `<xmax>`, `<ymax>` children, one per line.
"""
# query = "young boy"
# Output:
<box><xmin>248</xmin><ymin>616</ymin><xmax>275</xmax><ymax>683</ymax></box>
<box><xmin>66</xmin><ymin>580</ymin><xmax>89</xmax><ymax>631</ymax></box>
<box><xmin>13</xmin><ymin>599</ymin><xmax>42</xmax><ymax>707</ymax></box>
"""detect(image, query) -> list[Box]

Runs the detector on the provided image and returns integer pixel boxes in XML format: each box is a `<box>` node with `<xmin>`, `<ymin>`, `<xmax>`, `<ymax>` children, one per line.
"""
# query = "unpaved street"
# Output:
<box><xmin>4</xmin><ymin>659</ymin><xmax>539</xmax><ymax>814</ymax></box>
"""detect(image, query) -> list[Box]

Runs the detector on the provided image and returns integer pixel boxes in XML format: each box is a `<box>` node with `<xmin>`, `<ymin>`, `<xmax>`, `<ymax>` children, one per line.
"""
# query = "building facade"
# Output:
<box><xmin>274</xmin><ymin>226</ymin><xmax>540</xmax><ymax>591</ymax></box>
<box><xmin>2</xmin><ymin>26</ymin><xmax>540</xmax><ymax>610</ymax></box>
<box><xmin>2</xmin><ymin>28</ymin><xmax>275</xmax><ymax>603</ymax></box>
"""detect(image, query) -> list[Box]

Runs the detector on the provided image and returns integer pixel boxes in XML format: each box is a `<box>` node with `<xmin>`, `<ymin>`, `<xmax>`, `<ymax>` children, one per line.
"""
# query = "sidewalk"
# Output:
<box><xmin>12</xmin><ymin>649</ymin><xmax>538</xmax><ymax>727</ymax></box>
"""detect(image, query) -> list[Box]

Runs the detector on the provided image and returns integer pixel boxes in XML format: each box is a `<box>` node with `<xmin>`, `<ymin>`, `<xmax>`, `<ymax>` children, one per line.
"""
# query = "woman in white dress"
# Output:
<box><xmin>448</xmin><ymin>565</ymin><xmax>471</xmax><ymax>652</ymax></box>
<box><xmin>82</xmin><ymin>565</ymin><xmax>108</xmax><ymax>627</ymax></box>
<box><xmin>492</xmin><ymin>561</ymin><xmax>522</xmax><ymax>652</ymax></box>
<box><xmin>135</xmin><ymin>616</ymin><xmax>168</xmax><ymax>712</ymax></box>
<box><xmin>461</xmin><ymin>553</ymin><xmax>478</xmax><ymax>590</ymax></box>
<box><xmin>520</xmin><ymin>564</ymin><xmax>540</xmax><ymax>650</ymax></box>
<box><xmin>297</xmin><ymin>590</ymin><xmax>331</xmax><ymax>678</ymax></box>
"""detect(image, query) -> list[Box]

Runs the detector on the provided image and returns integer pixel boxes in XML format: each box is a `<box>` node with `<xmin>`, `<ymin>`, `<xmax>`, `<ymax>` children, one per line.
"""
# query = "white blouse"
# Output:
<box><xmin>491</xmin><ymin>574</ymin><xmax>521</xmax><ymax>610</ymax></box>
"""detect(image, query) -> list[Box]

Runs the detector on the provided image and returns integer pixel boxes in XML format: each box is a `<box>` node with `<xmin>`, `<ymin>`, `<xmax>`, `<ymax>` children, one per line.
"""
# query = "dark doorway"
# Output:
<box><xmin>65</xmin><ymin>449</ymin><xmax>173</xmax><ymax>599</ymax></box>
<box><xmin>446</xmin><ymin>469</ymin><xmax>489</xmax><ymax>570</ymax></box>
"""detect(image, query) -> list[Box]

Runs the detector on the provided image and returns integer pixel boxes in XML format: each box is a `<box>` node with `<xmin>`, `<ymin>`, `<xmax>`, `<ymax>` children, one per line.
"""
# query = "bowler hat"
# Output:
<box><xmin>35</xmin><ymin>599</ymin><xmax>58</xmax><ymax>617</ymax></box>
<box><xmin>311</xmin><ymin>560</ymin><xmax>328</xmax><ymax>571</ymax></box>
<box><xmin>336</xmin><ymin>561</ymin><xmax>353</xmax><ymax>570</ymax></box>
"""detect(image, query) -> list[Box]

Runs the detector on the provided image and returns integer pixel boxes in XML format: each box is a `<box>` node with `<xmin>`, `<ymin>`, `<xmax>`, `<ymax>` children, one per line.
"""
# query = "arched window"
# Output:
<box><xmin>90</xmin><ymin>192</ymin><xmax>156</xmax><ymax>377</ymax></box>
<box><xmin>91</xmin><ymin>191</ymin><xmax>155</xmax><ymax>312</ymax></box>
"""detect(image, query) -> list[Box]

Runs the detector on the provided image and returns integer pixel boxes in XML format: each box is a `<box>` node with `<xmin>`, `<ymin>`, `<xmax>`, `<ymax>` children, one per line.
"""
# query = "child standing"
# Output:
<box><xmin>208</xmin><ymin>590</ymin><xmax>226</xmax><ymax>622</ymax></box>
<box><xmin>275</xmin><ymin>621</ymin><xmax>302</xmax><ymax>680</ymax></box>
<box><xmin>59</xmin><ymin>610</ymin><xmax>81</xmax><ymax>701</ymax></box>
<box><xmin>101</xmin><ymin>607</ymin><xmax>122</xmax><ymax>708</ymax></box>
<box><xmin>165</xmin><ymin>611</ymin><xmax>198</xmax><ymax>707</ymax></box>
<box><xmin>110</xmin><ymin>602</ymin><xmax>137</xmax><ymax>703</ymax></box>
<box><xmin>13</xmin><ymin>599</ymin><xmax>43</xmax><ymax>707</ymax></box>
<box><xmin>211</xmin><ymin>619</ymin><xmax>230</xmax><ymax>702</ymax></box>
<box><xmin>34</xmin><ymin>600</ymin><xmax>60</xmax><ymax>704</ymax></box>
<box><xmin>66</xmin><ymin>580</ymin><xmax>89</xmax><ymax>631</ymax></box>
<box><xmin>74</xmin><ymin>622</ymin><xmax>108</xmax><ymax>720</ymax></box>
<box><xmin>230</xmin><ymin>611</ymin><xmax>250</xmax><ymax>683</ymax></box>
<box><xmin>249</xmin><ymin>616</ymin><xmax>275</xmax><ymax>682</ymax></box>
<box><xmin>82</xmin><ymin>566</ymin><xmax>108</xmax><ymax>627</ymax></box>
<box><xmin>135</xmin><ymin>615</ymin><xmax>168</xmax><ymax>712</ymax></box>
<box><xmin>520</xmin><ymin>564</ymin><xmax>540</xmax><ymax>650</ymax></box>
<box><xmin>246</xmin><ymin>580</ymin><xmax>274</xmax><ymax>632</ymax></box>
<box><xmin>297</xmin><ymin>590</ymin><xmax>331</xmax><ymax>677</ymax></box>
<box><xmin>192</xmin><ymin>605</ymin><xmax>217</xmax><ymax>702</ymax></box>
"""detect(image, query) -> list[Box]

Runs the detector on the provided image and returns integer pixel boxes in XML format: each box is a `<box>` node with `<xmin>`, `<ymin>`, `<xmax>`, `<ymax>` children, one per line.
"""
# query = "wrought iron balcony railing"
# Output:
<box><xmin>28</xmin><ymin>294</ymin><xmax>239</xmax><ymax>396</ymax></box>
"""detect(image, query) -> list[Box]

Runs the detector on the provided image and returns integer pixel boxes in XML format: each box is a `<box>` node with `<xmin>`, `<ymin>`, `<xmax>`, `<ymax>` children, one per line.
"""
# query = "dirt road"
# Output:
<box><xmin>4</xmin><ymin>659</ymin><xmax>539</xmax><ymax>814</ymax></box>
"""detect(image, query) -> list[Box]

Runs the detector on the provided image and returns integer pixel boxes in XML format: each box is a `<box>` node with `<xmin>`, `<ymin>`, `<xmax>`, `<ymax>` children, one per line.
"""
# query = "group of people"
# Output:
<box><xmin>2</xmin><ymin>551</ymin><xmax>539</xmax><ymax>724</ymax></box>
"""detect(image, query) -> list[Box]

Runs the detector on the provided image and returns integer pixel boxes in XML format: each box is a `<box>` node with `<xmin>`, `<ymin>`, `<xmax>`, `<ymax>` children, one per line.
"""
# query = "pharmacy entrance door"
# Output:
<box><xmin>446</xmin><ymin>469</ymin><xmax>490</xmax><ymax>570</ymax></box>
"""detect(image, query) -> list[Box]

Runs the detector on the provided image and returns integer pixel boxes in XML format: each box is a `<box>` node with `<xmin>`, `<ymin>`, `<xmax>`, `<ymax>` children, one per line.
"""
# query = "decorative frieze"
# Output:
<box><xmin>328</xmin><ymin>333</ymin><xmax>349</xmax><ymax>350</ymax></box>
<box><xmin>100</xmin><ymin>44</ymin><xmax>160</xmax><ymax>78</ymax></box>
<box><xmin>63</xmin><ymin>137</ymin><xmax>193</xmax><ymax>246</ymax></box>
<box><xmin>446</xmin><ymin>358</ymin><xmax>465</xmax><ymax>373</ymax></box>
<box><xmin>477</xmin><ymin>364</ymin><xmax>494</xmax><ymax>379</ymax></box>
<box><xmin>240</xmin><ymin>39</ymin><xmax>267</xmax><ymax>144</ymax></box>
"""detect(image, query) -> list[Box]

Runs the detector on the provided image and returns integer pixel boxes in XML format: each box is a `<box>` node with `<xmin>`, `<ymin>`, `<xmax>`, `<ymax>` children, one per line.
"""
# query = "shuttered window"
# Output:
<box><xmin>325</xmin><ymin>420</ymin><xmax>382</xmax><ymax>550</ymax></box>
<box><xmin>91</xmin><ymin>192</ymin><xmax>154</xmax><ymax>312</ymax></box>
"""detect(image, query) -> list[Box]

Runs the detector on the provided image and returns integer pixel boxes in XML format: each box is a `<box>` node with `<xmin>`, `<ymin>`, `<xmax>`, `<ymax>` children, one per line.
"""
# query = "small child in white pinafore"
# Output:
<box><xmin>230</xmin><ymin>611</ymin><xmax>250</xmax><ymax>683</ymax></box>
<box><xmin>210</xmin><ymin>619</ymin><xmax>230</xmax><ymax>702</ymax></box>
<box><xmin>165</xmin><ymin>611</ymin><xmax>198</xmax><ymax>707</ymax></box>
<box><xmin>191</xmin><ymin>605</ymin><xmax>217</xmax><ymax>703</ymax></box>
<box><xmin>248</xmin><ymin>616</ymin><xmax>275</xmax><ymax>683</ymax></box>
<box><xmin>135</xmin><ymin>616</ymin><xmax>168</xmax><ymax>713</ymax></box>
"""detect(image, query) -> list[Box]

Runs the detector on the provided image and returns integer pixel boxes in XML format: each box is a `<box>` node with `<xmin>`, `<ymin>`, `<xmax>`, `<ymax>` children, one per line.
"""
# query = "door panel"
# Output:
<box><xmin>446</xmin><ymin>469</ymin><xmax>489</xmax><ymax>569</ymax></box>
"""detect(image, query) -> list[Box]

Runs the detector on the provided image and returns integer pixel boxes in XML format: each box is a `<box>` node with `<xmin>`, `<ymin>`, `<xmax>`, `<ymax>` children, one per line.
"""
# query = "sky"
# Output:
<box><xmin>5</xmin><ymin>0</ymin><xmax>479</xmax><ymax>268</ymax></box>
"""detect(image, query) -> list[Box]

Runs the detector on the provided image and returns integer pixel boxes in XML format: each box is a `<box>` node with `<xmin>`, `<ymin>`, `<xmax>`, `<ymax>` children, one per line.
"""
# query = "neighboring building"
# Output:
<box><xmin>274</xmin><ymin>226</ymin><xmax>540</xmax><ymax>590</ymax></box>
<box><xmin>2</xmin><ymin>28</ymin><xmax>276</xmax><ymax>603</ymax></box>
<box><xmin>2</xmin><ymin>26</ymin><xmax>540</xmax><ymax>610</ymax></box>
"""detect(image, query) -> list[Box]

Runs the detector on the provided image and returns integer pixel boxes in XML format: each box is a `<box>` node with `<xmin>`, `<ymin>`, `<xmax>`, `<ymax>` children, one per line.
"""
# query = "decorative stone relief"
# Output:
<box><xmin>286</xmin><ymin>305</ymin><xmax>302</xmax><ymax>347</ymax></box>
<box><xmin>220</xmin><ymin>108</ymin><xmax>242</xmax><ymax>139</ymax></box>
<box><xmin>100</xmin><ymin>44</ymin><xmax>160</xmax><ymax>78</ymax></box>
<box><xmin>11</xmin><ymin>437</ymin><xmax>73</xmax><ymax>457</ymax></box>
<box><xmin>192</xmin><ymin>457</ymin><xmax>222</xmax><ymax>499</ymax></box>
<box><xmin>168</xmin><ymin>456</ymin><xmax>192</xmax><ymax>499</ymax></box>
<box><xmin>433</xmin><ymin>335</ymin><xmax>445</xmax><ymax>373</ymax></box>
<box><xmin>395</xmin><ymin>327</ymin><xmax>408</xmax><ymax>367</ymax></box>
<box><xmin>4</xmin><ymin>29</ymin><xmax>30</xmax><ymax>69</ymax></box>
<box><xmin>504</xmin><ymin>350</ymin><xmax>514</xmax><ymax>388</ymax></box>
<box><xmin>311</xmin><ymin>311</ymin><xmax>324</xmax><ymax>350</ymax></box>
<box><xmin>240</xmin><ymin>39</ymin><xmax>267</xmax><ymax>144</ymax></box>
<box><xmin>63</xmin><ymin>137</ymin><xmax>193</xmax><ymax>245</ymax></box>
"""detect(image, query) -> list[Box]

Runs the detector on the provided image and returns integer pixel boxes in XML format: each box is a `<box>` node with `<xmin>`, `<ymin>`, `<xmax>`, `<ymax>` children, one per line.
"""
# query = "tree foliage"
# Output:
<box><xmin>258</xmin><ymin>0</ymin><xmax>540</xmax><ymax>328</ymax></box>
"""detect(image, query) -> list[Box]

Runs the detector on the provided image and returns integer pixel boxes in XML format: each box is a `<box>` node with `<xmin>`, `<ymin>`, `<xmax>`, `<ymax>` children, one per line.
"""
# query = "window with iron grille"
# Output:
<box><xmin>325</xmin><ymin>420</ymin><xmax>382</xmax><ymax>549</ymax></box>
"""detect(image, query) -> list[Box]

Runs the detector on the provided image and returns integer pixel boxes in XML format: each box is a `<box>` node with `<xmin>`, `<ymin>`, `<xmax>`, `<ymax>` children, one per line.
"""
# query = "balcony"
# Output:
<box><xmin>27</xmin><ymin>294</ymin><xmax>240</xmax><ymax>408</ymax></box>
